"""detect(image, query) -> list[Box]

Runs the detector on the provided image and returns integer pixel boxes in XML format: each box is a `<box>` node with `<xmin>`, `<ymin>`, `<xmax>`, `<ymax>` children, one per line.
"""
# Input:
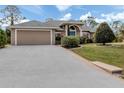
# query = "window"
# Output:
<box><xmin>69</xmin><ymin>26</ymin><xmax>76</xmax><ymax>36</ymax></box>
<box><xmin>69</xmin><ymin>31</ymin><xmax>75</xmax><ymax>36</ymax></box>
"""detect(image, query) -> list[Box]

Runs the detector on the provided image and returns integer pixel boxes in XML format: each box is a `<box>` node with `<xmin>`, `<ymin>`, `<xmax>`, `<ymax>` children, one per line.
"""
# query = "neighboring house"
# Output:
<box><xmin>9</xmin><ymin>19</ymin><xmax>93</xmax><ymax>45</ymax></box>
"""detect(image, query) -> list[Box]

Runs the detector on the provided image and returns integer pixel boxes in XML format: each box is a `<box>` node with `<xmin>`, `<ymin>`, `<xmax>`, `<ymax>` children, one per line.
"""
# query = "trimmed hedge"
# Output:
<box><xmin>0</xmin><ymin>29</ymin><xmax>7</xmax><ymax>48</ymax></box>
<box><xmin>61</xmin><ymin>36</ymin><xmax>80</xmax><ymax>48</ymax></box>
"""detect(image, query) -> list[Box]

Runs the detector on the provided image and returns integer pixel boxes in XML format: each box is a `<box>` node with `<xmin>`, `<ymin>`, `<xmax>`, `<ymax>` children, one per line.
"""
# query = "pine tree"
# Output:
<box><xmin>94</xmin><ymin>22</ymin><xmax>115</xmax><ymax>45</ymax></box>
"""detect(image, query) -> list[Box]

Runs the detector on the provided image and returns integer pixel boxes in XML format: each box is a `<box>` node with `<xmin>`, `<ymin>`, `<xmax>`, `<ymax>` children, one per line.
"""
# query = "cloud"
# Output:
<box><xmin>56</xmin><ymin>5</ymin><xmax>72</xmax><ymax>11</ymax></box>
<box><xmin>60</xmin><ymin>13</ymin><xmax>72</xmax><ymax>20</ymax></box>
<box><xmin>101</xmin><ymin>12</ymin><xmax>124</xmax><ymax>22</ymax></box>
<box><xmin>95</xmin><ymin>18</ymin><xmax>106</xmax><ymax>23</ymax></box>
<box><xmin>92</xmin><ymin>12</ymin><xmax>124</xmax><ymax>23</ymax></box>
<box><xmin>80</xmin><ymin>12</ymin><xmax>92</xmax><ymax>20</ymax></box>
<box><xmin>79</xmin><ymin>11</ymin><xmax>124</xmax><ymax>23</ymax></box>
<box><xmin>0</xmin><ymin>17</ymin><xmax>9</xmax><ymax>29</ymax></box>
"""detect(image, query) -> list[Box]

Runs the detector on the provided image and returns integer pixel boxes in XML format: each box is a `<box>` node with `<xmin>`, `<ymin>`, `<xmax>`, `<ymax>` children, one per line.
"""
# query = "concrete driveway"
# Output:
<box><xmin>0</xmin><ymin>45</ymin><xmax>124</xmax><ymax>88</ymax></box>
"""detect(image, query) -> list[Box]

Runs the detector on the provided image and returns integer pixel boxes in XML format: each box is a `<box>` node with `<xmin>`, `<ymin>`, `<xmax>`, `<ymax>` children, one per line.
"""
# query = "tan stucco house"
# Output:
<box><xmin>9</xmin><ymin>19</ymin><xmax>93</xmax><ymax>45</ymax></box>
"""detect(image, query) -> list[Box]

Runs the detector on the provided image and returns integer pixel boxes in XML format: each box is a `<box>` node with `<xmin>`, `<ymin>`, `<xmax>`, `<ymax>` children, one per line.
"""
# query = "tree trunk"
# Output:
<box><xmin>10</xmin><ymin>13</ymin><xmax>14</xmax><ymax>26</ymax></box>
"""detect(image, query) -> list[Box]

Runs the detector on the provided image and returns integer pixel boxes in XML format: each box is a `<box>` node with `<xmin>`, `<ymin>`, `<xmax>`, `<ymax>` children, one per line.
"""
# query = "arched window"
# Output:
<box><xmin>69</xmin><ymin>26</ymin><xmax>76</xmax><ymax>36</ymax></box>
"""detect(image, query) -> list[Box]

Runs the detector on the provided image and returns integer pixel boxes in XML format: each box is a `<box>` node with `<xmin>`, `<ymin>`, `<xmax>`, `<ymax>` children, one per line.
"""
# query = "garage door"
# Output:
<box><xmin>17</xmin><ymin>30</ymin><xmax>51</xmax><ymax>45</ymax></box>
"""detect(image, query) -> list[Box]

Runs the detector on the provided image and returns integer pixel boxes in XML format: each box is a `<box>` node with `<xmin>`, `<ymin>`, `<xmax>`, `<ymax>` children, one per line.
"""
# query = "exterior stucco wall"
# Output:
<box><xmin>64</xmin><ymin>24</ymin><xmax>82</xmax><ymax>36</ymax></box>
<box><xmin>82</xmin><ymin>31</ymin><xmax>91</xmax><ymax>39</ymax></box>
<box><xmin>77</xmin><ymin>24</ymin><xmax>93</xmax><ymax>38</ymax></box>
<box><xmin>55</xmin><ymin>30</ymin><xmax>65</xmax><ymax>37</ymax></box>
<box><xmin>77</xmin><ymin>24</ymin><xmax>83</xmax><ymax>31</ymax></box>
<box><xmin>61</xmin><ymin>31</ymin><xmax>65</xmax><ymax>36</ymax></box>
<box><xmin>76</xmin><ymin>31</ymin><xmax>80</xmax><ymax>36</ymax></box>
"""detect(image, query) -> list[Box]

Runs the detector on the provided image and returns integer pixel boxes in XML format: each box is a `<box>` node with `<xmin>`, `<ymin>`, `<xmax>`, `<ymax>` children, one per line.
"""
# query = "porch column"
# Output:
<box><xmin>65</xmin><ymin>25</ymin><xmax>68</xmax><ymax>36</ymax></box>
<box><xmin>79</xmin><ymin>26</ymin><xmax>82</xmax><ymax>37</ymax></box>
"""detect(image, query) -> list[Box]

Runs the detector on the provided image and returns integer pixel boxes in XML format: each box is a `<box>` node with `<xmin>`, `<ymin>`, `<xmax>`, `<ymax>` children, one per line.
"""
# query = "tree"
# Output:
<box><xmin>0</xmin><ymin>5</ymin><xmax>24</xmax><ymax>26</ymax></box>
<box><xmin>0</xmin><ymin>29</ymin><xmax>7</xmax><ymax>48</ymax></box>
<box><xmin>111</xmin><ymin>20</ymin><xmax>122</xmax><ymax>35</ymax></box>
<box><xmin>117</xmin><ymin>24</ymin><xmax>124</xmax><ymax>42</ymax></box>
<box><xmin>94</xmin><ymin>22</ymin><xmax>115</xmax><ymax>45</ymax></box>
<box><xmin>0</xmin><ymin>19</ymin><xmax>3</xmax><ymax>28</ymax></box>
<box><xmin>120</xmin><ymin>24</ymin><xmax>124</xmax><ymax>36</ymax></box>
<box><xmin>0</xmin><ymin>5</ymin><xmax>25</xmax><ymax>44</ymax></box>
<box><xmin>112</xmin><ymin>20</ymin><xmax>122</xmax><ymax>29</ymax></box>
<box><xmin>6</xmin><ymin>29</ymin><xmax>11</xmax><ymax>43</ymax></box>
<box><xmin>83</xmin><ymin>16</ymin><xmax>98</xmax><ymax>28</ymax></box>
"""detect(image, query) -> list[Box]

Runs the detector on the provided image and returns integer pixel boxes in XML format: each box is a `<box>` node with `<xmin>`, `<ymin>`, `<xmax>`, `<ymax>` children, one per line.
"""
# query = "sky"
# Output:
<box><xmin>0</xmin><ymin>5</ymin><xmax>124</xmax><ymax>25</ymax></box>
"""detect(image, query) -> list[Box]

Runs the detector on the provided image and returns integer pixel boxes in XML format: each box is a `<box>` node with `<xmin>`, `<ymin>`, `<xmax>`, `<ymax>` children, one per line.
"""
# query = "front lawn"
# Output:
<box><xmin>72</xmin><ymin>44</ymin><xmax>124</xmax><ymax>68</ymax></box>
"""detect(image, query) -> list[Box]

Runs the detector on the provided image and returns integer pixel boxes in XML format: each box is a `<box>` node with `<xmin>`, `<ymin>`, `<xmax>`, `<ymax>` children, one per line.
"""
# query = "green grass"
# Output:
<box><xmin>72</xmin><ymin>44</ymin><xmax>124</xmax><ymax>68</ymax></box>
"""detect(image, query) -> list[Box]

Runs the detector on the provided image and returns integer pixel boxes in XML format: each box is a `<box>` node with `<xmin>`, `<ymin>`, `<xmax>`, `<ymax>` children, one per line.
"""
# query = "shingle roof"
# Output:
<box><xmin>10</xmin><ymin>20</ymin><xmax>83</xmax><ymax>29</ymax></box>
<box><xmin>10</xmin><ymin>20</ymin><xmax>46</xmax><ymax>28</ymax></box>
<box><xmin>82</xmin><ymin>25</ymin><xmax>91</xmax><ymax>31</ymax></box>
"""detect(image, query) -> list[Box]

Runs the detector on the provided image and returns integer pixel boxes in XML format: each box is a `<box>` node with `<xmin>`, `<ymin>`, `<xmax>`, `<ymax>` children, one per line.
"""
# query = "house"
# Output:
<box><xmin>9</xmin><ymin>19</ymin><xmax>93</xmax><ymax>45</ymax></box>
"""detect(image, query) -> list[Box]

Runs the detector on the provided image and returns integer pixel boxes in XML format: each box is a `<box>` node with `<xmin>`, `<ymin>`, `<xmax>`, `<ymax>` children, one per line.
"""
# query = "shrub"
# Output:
<box><xmin>112</xmin><ymin>37</ymin><xmax>118</xmax><ymax>42</ymax></box>
<box><xmin>80</xmin><ymin>36</ymin><xmax>93</xmax><ymax>44</ymax></box>
<box><xmin>0</xmin><ymin>29</ymin><xmax>7</xmax><ymax>48</ymax></box>
<box><xmin>56</xmin><ymin>35</ymin><xmax>61</xmax><ymax>41</ymax></box>
<box><xmin>117</xmin><ymin>36</ymin><xmax>124</xmax><ymax>42</ymax></box>
<box><xmin>85</xmin><ymin>38</ymin><xmax>93</xmax><ymax>43</ymax></box>
<box><xmin>55</xmin><ymin>33</ymin><xmax>62</xmax><ymax>45</ymax></box>
<box><xmin>94</xmin><ymin>22</ymin><xmax>115</xmax><ymax>45</ymax></box>
<box><xmin>80</xmin><ymin>36</ymin><xmax>86</xmax><ymax>44</ymax></box>
<box><xmin>61</xmin><ymin>36</ymin><xmax>80</xmax><ymax>48</ymax></box>
<box><xmin>6</xmin><ymin>29</ymin><xmax>11</xmax><ymax>44</ymax></box>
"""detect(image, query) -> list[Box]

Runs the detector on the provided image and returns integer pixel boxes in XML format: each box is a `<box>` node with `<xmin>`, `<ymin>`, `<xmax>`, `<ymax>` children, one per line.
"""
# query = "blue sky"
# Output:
<box><xmin>0</xmin><ymin>5</ymin><xmax>124</xmax><ymax>23</ymax></box>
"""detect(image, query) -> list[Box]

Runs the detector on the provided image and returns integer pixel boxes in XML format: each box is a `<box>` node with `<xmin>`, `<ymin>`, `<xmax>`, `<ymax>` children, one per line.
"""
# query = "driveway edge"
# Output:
<box><xmin>58</xmin><ymin>46</ymin><xmax>124</xmax><ymax>82</ymax></box>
